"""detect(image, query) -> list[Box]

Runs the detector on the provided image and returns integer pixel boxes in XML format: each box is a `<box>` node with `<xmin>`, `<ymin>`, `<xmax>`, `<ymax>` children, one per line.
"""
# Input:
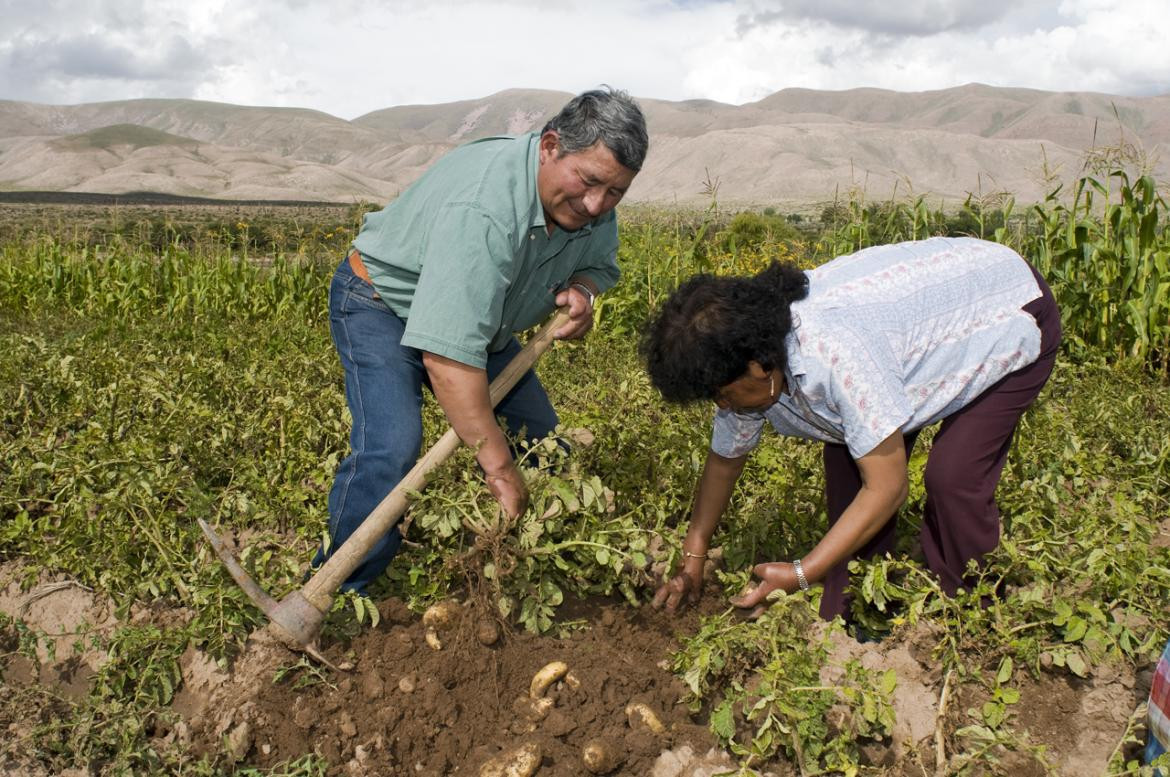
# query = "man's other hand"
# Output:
<box><xmin>553</xmin><ymin>284</ymin><xmax>595</xmax><ymax>339</ymax></box>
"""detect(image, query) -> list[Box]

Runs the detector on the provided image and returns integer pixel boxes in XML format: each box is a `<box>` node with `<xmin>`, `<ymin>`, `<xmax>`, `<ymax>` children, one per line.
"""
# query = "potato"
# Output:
<box><xmin>529</xmin><ymin>661</ymin><xmax>568</xmax><ymax>699</ymax></box>
<box><xmin>477</xmin><ymin>617</ymin><xmax>501</xmax><ymax>646</ymax></box>
<box><xmin>421</xmin><ymin>600</ymin><xmax>462</xmax><ymax>650</ymax></box>
<box><xmin>479</xmin><ymin>741</ymin><xmax>542</xmax><ymax>777</ymax></box>
<box><xmin>624</xmin><ymin>702</ymin><xmax>666</xmax><ymax>734</ymax></box>
<box><xmin>512</xmin><ymin>695</ymin><xmax>554</xmax><ymax>722</ymax></box>
<box><xmin>581</xmin><ymin>737</ymin><xmax>620</xmax><ymax>774</ymax></box>
<box><xmin>422</xmin><ymin>600</ymin><xmax>461</xmax><ymax>630</ymax></box>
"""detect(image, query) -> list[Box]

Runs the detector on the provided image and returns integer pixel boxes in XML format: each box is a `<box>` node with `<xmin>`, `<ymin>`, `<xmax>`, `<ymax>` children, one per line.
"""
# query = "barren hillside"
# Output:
<box><xmin>1</xmin><ymin>84</ymin><xmax>1167</xmax><ymax>206</ymax></box>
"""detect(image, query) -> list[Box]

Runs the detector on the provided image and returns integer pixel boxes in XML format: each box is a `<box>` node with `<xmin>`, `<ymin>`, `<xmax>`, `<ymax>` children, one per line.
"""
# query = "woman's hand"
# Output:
<box><xmin>651</xmin><ymin>559</ymin><xmax>704</xmax><ymax>613</ymax></box>
<box><xmin>730</xmin><ymin>432</ymin><xmax>910</xmax><ymax>616</ymax></box>
<box><xmin>652</xmin><ymin>451</ymin><xmax>747</xmax><ymax>615</ymax></box>
<box><xmin>729</xmin><ymin>561</ymin><xmax>800</xmax><ymax>615</ymax></box>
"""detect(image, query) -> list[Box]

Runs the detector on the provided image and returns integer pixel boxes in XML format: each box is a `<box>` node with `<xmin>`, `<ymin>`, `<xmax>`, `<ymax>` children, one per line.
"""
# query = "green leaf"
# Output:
<box><xmin>1064</xmin><ymin>616</ymin><xmax>1088</xmax><ymax>643</ymax></box>
<box><xmin>711</xmin><ymin>701</ymin><xmax>736</xmax><ymax>740</ymax></box>
<box><xmin>1066</xmin><ymin>652</ymin><xmax>1089</xmax><ymax>677</ymax></box>
<box><xmin>981</xmin><ymin>701</ymin><xmax>1005</xmax><ymax>728</ymax></box>
<box><xmin>551</xmin><ymin>480</ymin><xmax>580</xmax><ymax>512</ymax></box>
<box><xmin>581</xmin><ymin>480</ymin><xmax>597</xmax><ymax>509</ymax></box>
<box><xmin>996</xmin><ymin>657</ymin><xmax>1013</xmax><ymax>685</ymax></box>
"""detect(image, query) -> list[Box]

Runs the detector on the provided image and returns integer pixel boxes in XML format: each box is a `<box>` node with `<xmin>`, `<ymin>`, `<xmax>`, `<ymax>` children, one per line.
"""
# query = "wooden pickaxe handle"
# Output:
<box><xmin>300</xmin><ymin>307</ymin><xmax>573</xmax><ymax>611</ymax></box>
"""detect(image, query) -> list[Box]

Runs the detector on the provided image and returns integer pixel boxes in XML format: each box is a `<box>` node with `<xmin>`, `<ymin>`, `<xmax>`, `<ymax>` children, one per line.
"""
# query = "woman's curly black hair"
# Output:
<box><xmin>639</xmin><ymin>261</ymin><xmax>809</xmax><ymax>402</ymax></box>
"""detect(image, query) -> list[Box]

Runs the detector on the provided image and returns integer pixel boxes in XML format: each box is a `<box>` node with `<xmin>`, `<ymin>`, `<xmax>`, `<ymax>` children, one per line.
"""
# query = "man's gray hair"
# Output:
<box><xmin>542</xmin><ymin>87</ymin><xmax>649</xmax><ymax>172</ymax></box>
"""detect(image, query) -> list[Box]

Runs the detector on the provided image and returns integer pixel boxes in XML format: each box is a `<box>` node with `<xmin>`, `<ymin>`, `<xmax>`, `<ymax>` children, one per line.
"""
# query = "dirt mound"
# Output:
<box><xmin>0</xmin><ymin>559</ymin><xmax>1153</xmax><ymax>776</ymax></box>
<box><xmin>183</xmin><ymin>597</ymin><xmax>724</xmax><ymax>776</ymax></box>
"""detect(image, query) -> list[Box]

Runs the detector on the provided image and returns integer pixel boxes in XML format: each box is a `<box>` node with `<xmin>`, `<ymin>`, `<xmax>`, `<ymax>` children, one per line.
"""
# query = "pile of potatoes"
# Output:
<box><xmin>482</xmin><ymin>659</ymin><xmax>667</xmax><ymax>777</ymax></box>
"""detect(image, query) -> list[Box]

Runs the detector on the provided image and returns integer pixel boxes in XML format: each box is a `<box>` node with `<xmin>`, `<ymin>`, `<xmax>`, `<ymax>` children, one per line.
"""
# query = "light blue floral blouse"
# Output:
<box><xmin>711</xmin><ymin>237</ymin><xmax>1043</xmax><ymax>460</ymax></box>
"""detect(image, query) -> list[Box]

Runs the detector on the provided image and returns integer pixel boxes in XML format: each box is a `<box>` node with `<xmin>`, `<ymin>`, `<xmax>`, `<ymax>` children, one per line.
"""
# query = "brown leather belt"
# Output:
<box><xmin>347</xmin><ymin>249</ymin><xmax>374</xmax><ymax>286</ymax></box>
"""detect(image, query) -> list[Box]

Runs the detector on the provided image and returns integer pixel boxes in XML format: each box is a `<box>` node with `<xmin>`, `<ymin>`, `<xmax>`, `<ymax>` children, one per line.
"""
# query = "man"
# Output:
<box><xmin>314</xmin><ymin>87</ymin><xmax>648</xmax><ymax>592</ymax></box>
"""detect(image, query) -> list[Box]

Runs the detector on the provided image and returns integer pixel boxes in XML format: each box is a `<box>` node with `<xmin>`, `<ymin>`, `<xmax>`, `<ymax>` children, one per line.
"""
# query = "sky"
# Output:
<box><xmin>1</xmin><ymin>0</ymin><xmax>1168</xmax><ymax>120</ymax></box>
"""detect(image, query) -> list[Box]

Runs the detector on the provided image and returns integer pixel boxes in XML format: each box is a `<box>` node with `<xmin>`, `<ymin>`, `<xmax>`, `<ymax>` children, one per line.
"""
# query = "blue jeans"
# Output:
<box><xmin>313</xmin><ymin>257</ymin><xmax>560</xmax><ymax>591</ymax></box>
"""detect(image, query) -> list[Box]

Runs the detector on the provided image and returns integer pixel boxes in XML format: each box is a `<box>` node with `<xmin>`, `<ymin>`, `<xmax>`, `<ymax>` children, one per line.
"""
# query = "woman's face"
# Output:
<box><xmin>714</xmin><ymin>361</ymin><xmax>779</xmax><ymax>413</ymax></box>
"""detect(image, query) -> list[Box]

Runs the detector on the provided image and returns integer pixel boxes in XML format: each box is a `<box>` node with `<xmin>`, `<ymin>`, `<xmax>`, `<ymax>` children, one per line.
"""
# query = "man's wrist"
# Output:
<box><xmin>476</xmin><ymin>435</ymin><xmax>515</xmax><ymax>476</ymax></box>
<box><xmin>568</xmin><ymin>281</ymin><xmax>596</xmax><ymax>308</ymax></box>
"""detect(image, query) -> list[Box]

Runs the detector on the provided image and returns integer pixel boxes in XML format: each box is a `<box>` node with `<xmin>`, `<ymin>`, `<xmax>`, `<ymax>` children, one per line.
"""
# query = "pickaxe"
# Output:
<box><xmin>199</xmin><ymin>308</ymin><xmax>572</xmax><ymax>665</ymax></box>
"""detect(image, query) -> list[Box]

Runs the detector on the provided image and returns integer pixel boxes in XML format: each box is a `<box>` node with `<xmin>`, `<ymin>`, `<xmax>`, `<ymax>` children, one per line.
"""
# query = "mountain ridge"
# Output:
<box><xmin>2</xmin><ymin>84</ymin><xmax>1167</xmax><ymax>206</ymax></box>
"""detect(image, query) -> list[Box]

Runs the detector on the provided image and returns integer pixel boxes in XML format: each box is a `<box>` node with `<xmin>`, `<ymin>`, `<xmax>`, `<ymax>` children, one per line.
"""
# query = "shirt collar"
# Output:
<box><xmin>784</xmin><ymin>325</ymin><xmax>806</xmax><ymax>378</ymax></box>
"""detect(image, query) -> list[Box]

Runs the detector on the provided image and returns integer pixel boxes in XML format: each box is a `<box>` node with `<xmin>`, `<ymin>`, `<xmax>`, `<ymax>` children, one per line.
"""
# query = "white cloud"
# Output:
<box><xmin>684</xmin><ymin>0</ymin><xmax>1170</xmax><ymax>102</ymax></box>
<box><xmin>0</xmin><ymin>0</ymin><xmax>1165</xmax><ymax>116</ymax></box>
<box><xmin>737</xmin><ymin>0</ymin><xmax>1022</xmax><ymax>36</ymax></box>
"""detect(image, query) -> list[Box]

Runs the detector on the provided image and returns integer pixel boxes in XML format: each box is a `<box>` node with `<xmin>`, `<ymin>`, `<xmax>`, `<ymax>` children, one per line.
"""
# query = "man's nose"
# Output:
<box><xmin>584</xmin><ymin>189</ymin><xmax>605</xmax><ymax>216</ymax></box>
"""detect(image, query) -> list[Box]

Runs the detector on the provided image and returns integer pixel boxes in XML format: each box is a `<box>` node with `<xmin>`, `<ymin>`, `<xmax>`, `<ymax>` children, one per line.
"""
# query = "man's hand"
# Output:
<box><xmin>423</xmin><ymin>351</ymin><xmax>530</xmax><ymax>517</ymax></box>
<box><xmin>651</xmin><ymin>558</ymin><xmax>704</xmax><ymax>613</ymax></box>
<box><xmin>484</xmin><ymin>459</ymin><xmax>529</xmax><ymax>518</ymax></box>
<box><xmin>553</xmin><ymin>282</ymin><xmax>595</xmax><ymax>340</ymax></box>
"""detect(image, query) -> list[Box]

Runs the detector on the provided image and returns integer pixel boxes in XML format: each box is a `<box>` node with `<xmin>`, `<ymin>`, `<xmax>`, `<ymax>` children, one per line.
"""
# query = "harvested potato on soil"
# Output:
<box><xmin>625</xmin><ymin>702</ymin><xmax>666</xmax><ymax>734</ymax></box>
<box><xmin>581</xmin><ymin>737</ymin><xmax>621</xmax><ymax>774</ymax></box>
<box><xmin>476</xmin><ymin>617</ymin><xmax>501</xmax><ymax>646</ymax></box>
<box><xmin>422</xmin><ymin>600</ymin><xmax>461</xmax><ymax>630</ymax></box>
<box><xmin>479</xmin><ymin>741</ymin><xmax>542</xmax><ymax>777</ymax></box>
<box><xmin>529</xmin><ymin>661</ymin><xmax>568</xmax><ymax>699</ymax></box>
<box><xmin>422</xmin><ymin>600</ymin><xmax>462</xmax><ymax>650</ymax></box>
<box><xmin>512</xmin><ymin>695</ymin><xmax>554</xmax><ymax>722</ymax></box>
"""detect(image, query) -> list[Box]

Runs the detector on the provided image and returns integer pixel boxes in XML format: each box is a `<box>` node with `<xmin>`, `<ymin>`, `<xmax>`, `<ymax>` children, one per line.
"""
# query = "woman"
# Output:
<box><xmin>641</xmin><ymin>237</ymin><xmax>1061</xmax><ymax>621</ymax></box>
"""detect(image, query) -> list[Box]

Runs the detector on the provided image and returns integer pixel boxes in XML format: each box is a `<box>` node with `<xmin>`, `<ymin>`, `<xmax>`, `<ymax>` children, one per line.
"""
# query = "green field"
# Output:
<box><xmin>1</xmin><ymin>171</ymin><xmax>1169</xmax><ymax>775</ymax></box>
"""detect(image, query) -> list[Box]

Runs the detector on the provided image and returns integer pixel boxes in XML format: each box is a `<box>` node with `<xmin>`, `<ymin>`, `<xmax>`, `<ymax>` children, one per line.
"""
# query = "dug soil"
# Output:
<box><xmin>179</xmin><ymin>596</ymin><xmax>732</xmax><ymax>776</ymax></box>
<box><xmin>0</xmin><ymin>562</ymin><xmax>1155</xmax><ymax>776</ymax></box>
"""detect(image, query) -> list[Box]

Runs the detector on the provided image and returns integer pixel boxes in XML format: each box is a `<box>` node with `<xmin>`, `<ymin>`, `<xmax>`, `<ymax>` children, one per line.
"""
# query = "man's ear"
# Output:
<box><xmin>746</xmin><ymin>360</ymin><xmax>769</xmax><ymax>379</ymax></box>
<box><xmin>538</xmin><ymin>130</ymin><xmax>561</xmax><ymax>161</ymax></box>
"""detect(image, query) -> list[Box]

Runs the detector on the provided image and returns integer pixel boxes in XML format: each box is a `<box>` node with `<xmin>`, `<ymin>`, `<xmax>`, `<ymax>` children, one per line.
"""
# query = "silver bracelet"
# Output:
<box><xmin>793</xmin><ymin>558</ymin><xmax>810</xmax><ymax>591</ymax></box>
<box><xmin>568</xmin><ymin>282</ymin><xmax>596</xmax><ymax>308</ymax></box>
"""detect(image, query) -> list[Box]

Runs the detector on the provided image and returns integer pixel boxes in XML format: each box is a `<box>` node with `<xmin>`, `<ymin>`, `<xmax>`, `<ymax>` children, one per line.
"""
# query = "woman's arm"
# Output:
<box><xmin>730</xmin><ymin>430</ymin><xmax>908</xmax><ymax>607</ymax></box>
<box><xmin>652</xmin><ymin>449</ymin><xmax>748</xmax><ymax>613</ymax></box>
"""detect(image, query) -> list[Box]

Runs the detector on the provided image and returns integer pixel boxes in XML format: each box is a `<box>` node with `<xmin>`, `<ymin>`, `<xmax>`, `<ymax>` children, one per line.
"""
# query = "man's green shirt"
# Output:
<box><xmin>352</xmin><ymin>132</ymin><xmax>621</xmax><ymax>368</ymax></box>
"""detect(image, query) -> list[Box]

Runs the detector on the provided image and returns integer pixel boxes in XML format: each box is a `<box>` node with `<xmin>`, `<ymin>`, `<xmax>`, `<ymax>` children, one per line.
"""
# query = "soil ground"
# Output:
<box><xmin>179</xmin><ymin>595</ymin><xmax>729</xmax><ymax>776</ymax></box>
<box><xmin>0</xmin><ymin>561</ymin><xmax>1154</xmax><ymax>776</ymax></box>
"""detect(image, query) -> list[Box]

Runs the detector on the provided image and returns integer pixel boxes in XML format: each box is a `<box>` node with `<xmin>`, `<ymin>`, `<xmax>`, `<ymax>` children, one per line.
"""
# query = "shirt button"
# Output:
<box><xmin>529</xmin><ymin>234</ymin><xmax>535</xmax><ymax>240</ymax></box>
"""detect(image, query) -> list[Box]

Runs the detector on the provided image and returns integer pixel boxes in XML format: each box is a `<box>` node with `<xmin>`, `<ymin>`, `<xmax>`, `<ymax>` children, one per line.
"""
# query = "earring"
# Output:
<box><xmin>769</xmin><ymin>372</ymin><xmax>775</xmax><ymax>401</ymax></box>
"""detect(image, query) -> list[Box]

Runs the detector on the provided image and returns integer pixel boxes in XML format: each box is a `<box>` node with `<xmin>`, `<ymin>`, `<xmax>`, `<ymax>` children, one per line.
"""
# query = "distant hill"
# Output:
<box><xmin>54</xmin><ymin>123</ymin><xmax>199</xmax><ymax>152</ymax></box>
<box><xmin>1</xmin><ymin>85</ymin><xmax>1167</xmax><ymax>206</ymax></box>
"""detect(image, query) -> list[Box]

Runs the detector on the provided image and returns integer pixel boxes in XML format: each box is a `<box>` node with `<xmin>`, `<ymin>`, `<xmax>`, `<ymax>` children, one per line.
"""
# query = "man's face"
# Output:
<box><xmin>536</xmin><ymin>131</ymin><xmax>637</xmax><ymax>232</ymax></box>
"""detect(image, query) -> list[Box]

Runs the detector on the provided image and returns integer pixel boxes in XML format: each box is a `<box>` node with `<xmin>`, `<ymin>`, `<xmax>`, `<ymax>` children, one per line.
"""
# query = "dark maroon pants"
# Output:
<box><xmin>818</xmin><ymin>265</ymin><xmax>1061</xmax><ymax>621</ymax></box>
